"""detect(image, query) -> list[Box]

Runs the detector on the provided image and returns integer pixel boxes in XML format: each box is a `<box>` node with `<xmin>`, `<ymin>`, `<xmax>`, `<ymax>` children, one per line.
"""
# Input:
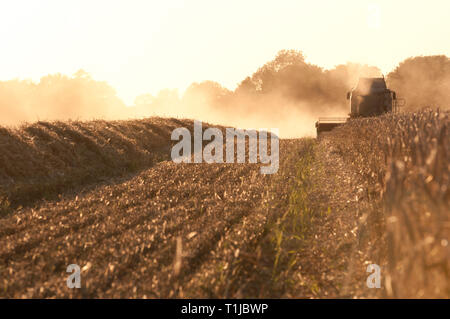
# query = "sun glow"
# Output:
<box><xmin>0</xmin><ymin>1</ymin><xmax>449</xmax><ymax>105</ymax></box>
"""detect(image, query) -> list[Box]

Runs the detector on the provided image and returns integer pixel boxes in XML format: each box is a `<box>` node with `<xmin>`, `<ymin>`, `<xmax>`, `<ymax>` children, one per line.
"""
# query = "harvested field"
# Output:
<box><xmin>0</xmin><ymin>112</ymin><xmax>448</xmax><ymax>298</ymax></box>
<box><xmin>0</xmin><ymin>137</ymin><xmax>296</xmax><ymax>298</ymax></box>
<box><xmin>0</xmin><ymin>118</ymin><xmax>200</xmax><ymax>210</ymax></box>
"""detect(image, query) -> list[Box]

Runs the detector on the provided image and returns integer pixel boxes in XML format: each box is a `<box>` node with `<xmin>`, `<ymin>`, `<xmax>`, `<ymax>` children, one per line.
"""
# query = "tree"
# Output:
<box><xmin>183</xmin><ymin>81</ymin><xmax>231</xmax><ymax>109</ymax></box>
<box><xmin>0</xmin><ymin>70</ymin><xmax>127</xmax><ymax>126</ymax></box>
<box><xmin>387</xmin><ymin>55</ymin><xmax>450</xmax><ymax>110</ymax></box>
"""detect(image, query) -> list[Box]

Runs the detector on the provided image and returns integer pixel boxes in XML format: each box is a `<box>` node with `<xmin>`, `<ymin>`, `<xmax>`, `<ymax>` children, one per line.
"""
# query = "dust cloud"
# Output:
<box><xmin>1</xmin><ymin>51</ymin><xmax>448</xmax><ymax>137</ymax></box>
<box><xmin>130</xmin><ymin>50</ymin><xmax>382</xmax><ymax>138</ymax></box>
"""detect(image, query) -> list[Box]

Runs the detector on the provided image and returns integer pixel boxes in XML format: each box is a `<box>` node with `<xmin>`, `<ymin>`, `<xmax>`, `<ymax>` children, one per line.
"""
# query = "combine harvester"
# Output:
<box><xmin>315</xmin><ymin>77</ymin><xmax>402</xmax><ymax>136</ymax></box>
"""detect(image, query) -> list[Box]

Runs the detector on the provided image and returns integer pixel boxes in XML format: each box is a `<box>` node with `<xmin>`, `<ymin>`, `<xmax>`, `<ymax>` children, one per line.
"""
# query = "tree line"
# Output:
<box><xmin>1</xmin><ymin>50</ymin><xmax>448</xmax><ymax>126</ymax></box>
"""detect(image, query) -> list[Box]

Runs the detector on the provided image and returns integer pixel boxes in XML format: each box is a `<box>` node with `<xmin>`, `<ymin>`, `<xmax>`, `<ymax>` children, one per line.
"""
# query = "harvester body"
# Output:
<box><xmin>315</xmin><ymin>77</ymin><xmax>397</xmax><ymax>135</ymax></box>
<box><xmin>349</xmin><ymin>77</ymin><xmax>396</xmax><ymax>117</ymax></box>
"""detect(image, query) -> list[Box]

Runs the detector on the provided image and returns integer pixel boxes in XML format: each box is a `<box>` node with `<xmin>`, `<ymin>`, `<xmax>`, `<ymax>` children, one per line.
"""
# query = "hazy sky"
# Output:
<box><xmin>1</xmin><ymin>0</ymin><xmax>449</xmax><ymax>104</ymax></box>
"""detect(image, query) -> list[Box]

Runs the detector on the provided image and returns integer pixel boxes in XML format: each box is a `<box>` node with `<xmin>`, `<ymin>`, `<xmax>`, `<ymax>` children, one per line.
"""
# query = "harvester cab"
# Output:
<box><xmin>348</xmin><ymin>77</ymin><xmax>397</xmax><ymax>118</ymax></box>
<box><xmin>315</xmin><ymin>77</ymin><xmax>399</xmax><ymax>136</ymax></box>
